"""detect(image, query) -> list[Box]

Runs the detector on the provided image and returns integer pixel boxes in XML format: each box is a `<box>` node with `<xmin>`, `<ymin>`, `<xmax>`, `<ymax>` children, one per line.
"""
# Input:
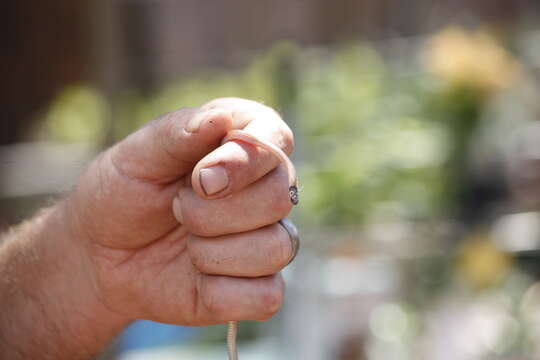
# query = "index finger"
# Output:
<box><xmin>190</xmin><ymin>98</ymin><xmax>295</xmax><ymax>199</ymax></box>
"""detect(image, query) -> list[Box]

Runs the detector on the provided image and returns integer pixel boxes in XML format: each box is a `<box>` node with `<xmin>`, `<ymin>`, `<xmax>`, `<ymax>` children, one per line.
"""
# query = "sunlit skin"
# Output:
<box><xmin>0</xmin><ymin>98</ymin><xmax>296</xmax><ymax>359</ymax></box>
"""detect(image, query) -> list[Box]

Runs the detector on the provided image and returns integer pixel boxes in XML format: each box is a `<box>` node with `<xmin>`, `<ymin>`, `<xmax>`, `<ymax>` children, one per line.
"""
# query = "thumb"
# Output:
<box><xmin>111</xmin><ymin>107</ymin><xmax>233</xmax><ymax>184</ymax></box>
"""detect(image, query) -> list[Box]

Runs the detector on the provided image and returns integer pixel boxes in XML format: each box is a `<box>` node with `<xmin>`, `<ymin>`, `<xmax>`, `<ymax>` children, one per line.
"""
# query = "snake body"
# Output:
<box><xmin>220</xmin><ymin>129</ymin><xmax>298</xmax><ymax>360</ymax></box>
<box><xmin>227</xmin><ymin>320</ymin><xmax>239</xmax><ymax>360</ymax></box>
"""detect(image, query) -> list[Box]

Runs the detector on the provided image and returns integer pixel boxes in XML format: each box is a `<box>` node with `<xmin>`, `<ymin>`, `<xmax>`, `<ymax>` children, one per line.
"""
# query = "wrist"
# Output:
<box><xmin>43</xmin><ymin>200</ymin><xmax>132</xmax><ymax>350</ymax></box>
<box><xmin>0</xmin><ymin>200</ymin><xmax>130</xmax><ymax>359</ymax></box>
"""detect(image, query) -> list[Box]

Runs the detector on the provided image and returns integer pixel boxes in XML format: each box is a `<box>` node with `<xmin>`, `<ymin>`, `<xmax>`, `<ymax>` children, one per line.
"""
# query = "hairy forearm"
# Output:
<box><xmin>0</xmin><ymin>202</ymin><xmax>129</xmax><ymax>359</ymax></box>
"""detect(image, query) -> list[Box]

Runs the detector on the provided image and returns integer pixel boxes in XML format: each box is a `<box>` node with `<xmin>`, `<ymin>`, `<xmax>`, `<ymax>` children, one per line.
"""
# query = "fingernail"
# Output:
<box><xmin>186</xmin><ymin>109</ymin><xmax>221</xmax><ymax>133</ymax></box>
<box><xmin>199</xmin><ymin>166</ymin><xmax>229</xmax><ymax>195</ymax></box>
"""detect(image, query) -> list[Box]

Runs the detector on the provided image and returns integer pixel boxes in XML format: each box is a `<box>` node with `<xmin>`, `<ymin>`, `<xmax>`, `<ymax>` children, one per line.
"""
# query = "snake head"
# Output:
<box><xmin>289</xmin><ymin>185</ymin><xmax>299</xmax><ymax>205</ymax></box>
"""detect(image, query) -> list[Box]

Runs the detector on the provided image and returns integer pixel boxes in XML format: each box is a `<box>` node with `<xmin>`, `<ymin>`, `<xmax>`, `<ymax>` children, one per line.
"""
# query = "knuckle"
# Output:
<box><xmin>259</xmin><ymin>281</ymin><xmax>284</xmax><ymax>319</ymax></box>
<box><xmin>271</xmin><ymin>186</ymin><xmax>293</xmax><ymax>219</ymax></box>
<box><xmin>158</xmin><ymin>117</ymin><xmax>180</xmax><ymax>144</ymax></box>
<box><xmin>258</xmin><ymin>111</ymin><xmax>294</xmax><ymax>153</ymax></box>
<box><xmin>259</xmin><ymin>106</ymin><xmax>294</xmax><ymax>154</ymax></box>
<box><xmin>156</xmin><ymin>109</ymin><xmax>189</xmax><ymax>139</ymax></box>
<box><xmin>202</xmin><ymin>97</ymin><xmax>235</xmax><ymax>110</ymax></box>
<box><xmin>182</xmin><ymin>207</ymin><xmax>216</xmax><ymax>237</ymax></box>
<box><xmin>199</xmin><ymin>278</ymin><xmax>226</xmax><ymax>316</ymax></box>
<box><xmin>267</xmin><ymin>224</ymin><xmax>292</xmax><ymax>270</ymax></box>
<box><xmin>279</xmin><ymin>126</ymin><xmax>295</xmax><ymax>155</ymax></box>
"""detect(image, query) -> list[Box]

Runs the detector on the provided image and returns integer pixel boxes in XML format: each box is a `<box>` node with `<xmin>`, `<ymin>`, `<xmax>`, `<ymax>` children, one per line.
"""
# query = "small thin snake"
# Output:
<box><xmin>220</xmin><ymin>129</ymin><xmax>298</xmax><ymax>360</ymax></box>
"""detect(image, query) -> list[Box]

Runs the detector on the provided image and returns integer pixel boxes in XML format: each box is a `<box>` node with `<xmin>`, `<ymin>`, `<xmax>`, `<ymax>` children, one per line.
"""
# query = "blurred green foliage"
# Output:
<box><xmin>38</xmin><ymin>86</ymin><xmax>107</xmax><ymax>143</ymax></box>
<box><xmin>295</xmin><ymin>45</ymin><xmax>447</xmax><ymax>226</ymax></box>
<box><xmin>38</xmin><ymin>31</ymin><xmax>517</xmax><ymax>228</ymax></box>
<box><xmin>34</xmin><ymin>28</ymin><xmax>540</xmax><ymax>358</ymax></box>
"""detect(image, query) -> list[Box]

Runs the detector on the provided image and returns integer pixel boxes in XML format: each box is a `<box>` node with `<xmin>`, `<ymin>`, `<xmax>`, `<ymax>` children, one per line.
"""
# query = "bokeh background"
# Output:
<box><xmin>4</xmin><ymin>1</ymin><xmax>540</xmax><ymax>359</ymax></box>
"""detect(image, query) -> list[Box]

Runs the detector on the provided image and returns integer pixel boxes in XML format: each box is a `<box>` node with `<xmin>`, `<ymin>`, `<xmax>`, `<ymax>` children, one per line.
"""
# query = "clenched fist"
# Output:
<box><xmin>0</xmin><ymin>98</ymin><xmax>297</xmax><ymax>360</ymax></box>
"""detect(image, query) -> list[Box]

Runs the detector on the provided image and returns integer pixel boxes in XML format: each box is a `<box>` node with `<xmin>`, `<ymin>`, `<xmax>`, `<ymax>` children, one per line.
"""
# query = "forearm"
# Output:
<box><xmin>0</xmin><ymin>202</ymin><xmax>129</xmax><ymax>359</ymax></box>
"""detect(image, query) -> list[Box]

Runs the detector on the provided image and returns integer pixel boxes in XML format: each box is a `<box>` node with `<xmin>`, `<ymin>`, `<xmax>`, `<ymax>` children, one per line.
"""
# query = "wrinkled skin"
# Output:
<box><xmin>66</xmin><ymin>98</ymin><xmax>296</xmax><ymax>326</ymax></box>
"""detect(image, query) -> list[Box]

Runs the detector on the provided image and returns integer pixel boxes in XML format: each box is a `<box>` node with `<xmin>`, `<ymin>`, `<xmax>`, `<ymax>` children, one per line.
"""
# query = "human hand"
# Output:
<box><xmin>65</xmin><ymin>98</ymin><xmax>296</xmax><ymax>326</ymax></box>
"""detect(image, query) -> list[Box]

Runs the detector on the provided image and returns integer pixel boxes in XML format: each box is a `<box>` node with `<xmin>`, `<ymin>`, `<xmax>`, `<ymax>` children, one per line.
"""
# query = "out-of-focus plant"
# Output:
<box><xmin>455</xmin><ymin>232</ymin><xmax>513</xmax><ymax>288</ymax></box>
<box><xmin>35</xmin><ymin>86</ymin><xmax>107</xmax><ymax>143</ymax></box>
<box><xmin>38</xmin><ymin>28</ymin><xmax>522</xmax><ymax>229</ymax></box>
<box><xmin>424</xmin><ymin>27</ymin><xmax>521</xmax><ymax>95</ymax></box>
<box><xmin>35</xmin><ymin>27</ymin><xmax>540</xmax><ymax>358</ymax></box>
<box><xmin>423</xmin><ymin>27</ymin><xmax>522</xmax><ymax>219</ymax></box>
<box><xmin>296</xmin><ymin>45</ymin><xmax>447</xmax><ymax>227</ymax></box>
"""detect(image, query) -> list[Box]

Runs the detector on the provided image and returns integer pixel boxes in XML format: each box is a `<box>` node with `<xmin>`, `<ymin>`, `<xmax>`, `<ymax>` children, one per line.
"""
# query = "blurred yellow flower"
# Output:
<box><xmin>455</xmin><ymin>232</ymin><xmax>512</xmax><ymax>288</ymax></box>
<box><xmin>424</xmin><ymin>27</ymin><xmax>521</xmax><ymax>93</ymax></box>
<box><xmin>44</xmin><ymin>86</ymin><xmax>107</xmax><ymax>143</ymax></box>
